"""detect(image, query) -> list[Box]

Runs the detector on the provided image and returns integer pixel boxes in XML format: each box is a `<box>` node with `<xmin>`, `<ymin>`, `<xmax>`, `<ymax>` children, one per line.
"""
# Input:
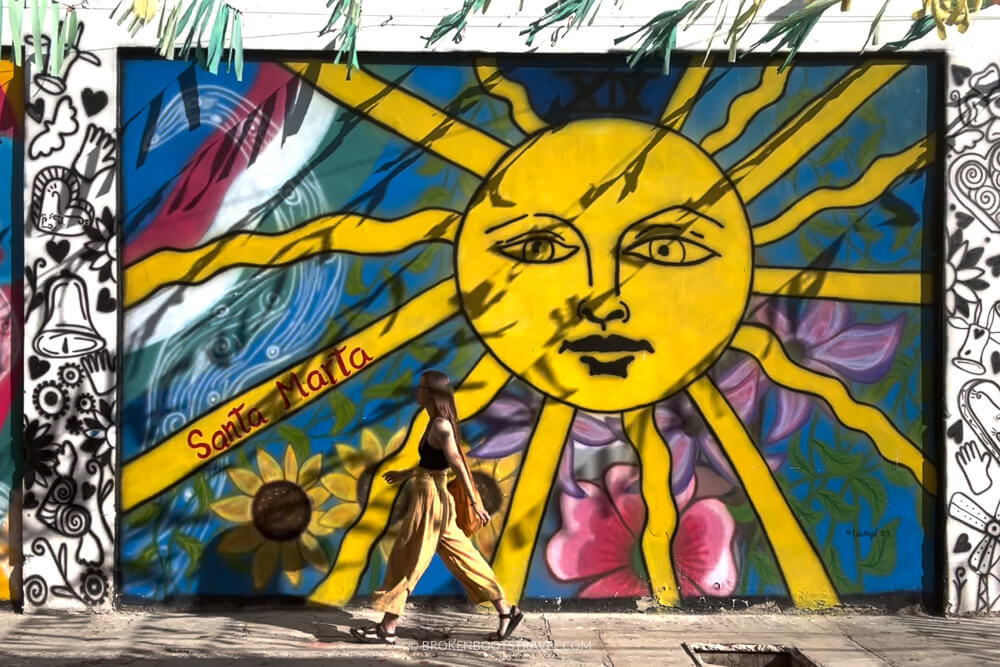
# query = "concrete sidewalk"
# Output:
<box><xmin>0</xmin><ymin>604</ymin><xmax>998</xmax><ymax>666</ymax></box>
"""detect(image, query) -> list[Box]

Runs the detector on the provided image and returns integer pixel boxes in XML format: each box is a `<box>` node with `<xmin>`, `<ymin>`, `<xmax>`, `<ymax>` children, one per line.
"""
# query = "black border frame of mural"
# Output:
<box><xmin>110</xmin><ymin>47</ymin><xmax>949</xmax><ymax>615</ymax></box>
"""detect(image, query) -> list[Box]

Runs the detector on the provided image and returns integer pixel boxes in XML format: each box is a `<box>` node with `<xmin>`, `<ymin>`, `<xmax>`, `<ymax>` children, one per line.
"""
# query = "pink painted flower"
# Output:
<box><xmin>546</xmin><ymin>464</ymin><xmax>738</xmax><ymax>598</ymax></box>
<box><xmin>751</xmin><ymin>299</ymin><xmax>904</xmax><ymax>443</ymax></box>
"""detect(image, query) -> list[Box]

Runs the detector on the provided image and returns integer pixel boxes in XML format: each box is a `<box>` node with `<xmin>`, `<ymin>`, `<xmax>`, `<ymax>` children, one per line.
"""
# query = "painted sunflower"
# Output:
<box><xmin>319</xmin><ymin>428</ymin><xmax>406</xmax><ymax>532</ymax></box>
<box><xmin>210</xmin><ymin>445</ymin><xmax>333</xmax><ymax>589</ymax></box>
<box><xmin>467</xmin><ymin>451</ymin><xmax>521</xmax><ymax>560</ymax></box>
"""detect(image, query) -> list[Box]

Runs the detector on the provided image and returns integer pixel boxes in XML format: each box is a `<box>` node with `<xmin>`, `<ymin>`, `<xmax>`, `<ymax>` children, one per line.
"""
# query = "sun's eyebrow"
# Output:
<box><xmin>635</xmin><ymin>207</ymin><xmax>724</xmax><ymax>229</ymax></box>
<box><xmin>485</xmin><ymin>212</ymin><xmax>571</xmax><ymax>235</ymax></box>
<box><xmin>634</xmin><ymin>223</ymin><xmax>686</xmax><ymax>241</ymax></box>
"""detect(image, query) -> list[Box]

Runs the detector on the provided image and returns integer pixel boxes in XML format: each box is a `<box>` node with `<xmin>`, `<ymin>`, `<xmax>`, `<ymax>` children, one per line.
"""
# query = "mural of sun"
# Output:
<box><xmin>121</xmin><ymin>55</ymin><xmax>938</xmax><ymax>608</ymax></box>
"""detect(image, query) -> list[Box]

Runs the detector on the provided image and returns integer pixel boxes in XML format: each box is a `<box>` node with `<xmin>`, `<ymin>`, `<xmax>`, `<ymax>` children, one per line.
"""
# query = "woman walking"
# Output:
<box><xmin>350</xmin><ymin>370</ymin><xmax>524</xmax><ymax>645</ymax></box>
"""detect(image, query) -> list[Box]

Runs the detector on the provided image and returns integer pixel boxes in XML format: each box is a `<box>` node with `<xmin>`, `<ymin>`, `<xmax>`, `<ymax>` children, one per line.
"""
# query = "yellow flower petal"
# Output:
<box><xmin>307</xmin><ymin>485</ymin><xmax>331</xmax><ymax>509</ymax></box>
<box><xmin>257</xmin><ymin>450</ymin><xmax>282</xmax><ymax>483</ymax></box>
<box><xmin>228</xmin><ymin>468</ymin><xmax>263</xmax><ymax>497</ymax></box>
<box><xmin>252</xmin><ymin>541</ymin><xmax>280</xmax><ymax>590</ymax></box>
<box><xmin>299</xmin><ymin>532</ymin><xmax>329</xmax><ymax>572</ymax></box>
<box><xmin>281</xmin><ymin>540</ymin><xmax>303</xmax><ymax>587</ymax></box>
<box><xmin>321</xmin><ymin>472</ymin><xmax>357</xmax><ymax>502</ymax></box>
<box><xmin>385</xmin><ymin>428</ymin><xmax>407</xmax><ymax>454</ymax></box>
<box><xmin>298</xmin><ymin>454</ymin><xmax>322</xmax><ymax>488</ymax></box>
<box><xmin>361</xmin><ymin>429</ymin><xmax>383</xmax><ymax>460</ymax></box>
<box><xmin>495</xmin><ymin>453</ymin><xmax>522</xmax><ymax>482</ymax></box>
<box><xmin>210</xmin><ymin>496</ymin><xmax>253</xmax><ymax>523</ymax></box>
<box><xmin>218</xmin><ymin>524</ymin><xmax>264</xmax><ymax>554</ymax></box>
<box><xmin>319</xmin><ymin>502</ymin><xmax>360</xmax><ymax>528</ymax></box>
<box><xmin>283</xmin><ymin>446</ymin><xmax>298</xmax><ymax>482</ymax></box>
<box><xmin>335</xmin><ymin>444</ymin><xmax>365</xmax><ymax>478</ymax></box>
<box><xmin>309</xmin><ymin>511</ymin><xmax>335</xmax><ymax>536</ymax></box>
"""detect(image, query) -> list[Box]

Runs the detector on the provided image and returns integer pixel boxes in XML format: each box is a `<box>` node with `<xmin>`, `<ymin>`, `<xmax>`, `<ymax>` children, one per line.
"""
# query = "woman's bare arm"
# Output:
<box><xmin>433</xmin><ymin>421</ymin><xmax>489</xmax><ymax>523</ymax></box>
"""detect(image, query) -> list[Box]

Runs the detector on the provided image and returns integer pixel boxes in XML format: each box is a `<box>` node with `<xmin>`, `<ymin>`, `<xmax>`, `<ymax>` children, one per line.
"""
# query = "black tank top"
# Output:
<box><xmin>417</xmin><ymin>418</ymin><xmax>449</xmax><ymax>471</ymax></box>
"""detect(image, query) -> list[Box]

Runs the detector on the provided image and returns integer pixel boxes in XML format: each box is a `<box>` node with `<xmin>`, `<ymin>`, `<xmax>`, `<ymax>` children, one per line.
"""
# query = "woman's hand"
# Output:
<box><xmin>382</xmin><ymin>470</ymin><xmax>409</xmax><ymax>485</ymax></box>
<box><xmin>474</xmin><ymin>502</ymin><xmax>490</xmax><ymax>527</ymax></box>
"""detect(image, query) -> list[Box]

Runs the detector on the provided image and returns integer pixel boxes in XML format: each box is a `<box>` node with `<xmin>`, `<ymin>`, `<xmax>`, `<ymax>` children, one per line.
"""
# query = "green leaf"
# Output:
<box><xmin>278</xmin><ymin>425</ymin><xmax>312</xmax><ymax>465</ymax></box>
<box><xmin>788</xmin><ymin>441</ymin><xmax>815</xmax><ymax>480</ymax></box>
<box><xmin>418</xmin><ymin>186</ymin><xmax>454</xmax><ymax>208</ymax></box>
<box><xmin>884</xmin><ymin>461</ymin><xmax>916</xmax><ymax>488</ymax></box>
<box><xmin>125</xmin><ymin>502</ymin><xmax>162</xmax><ymax>529</ymax></box>
<box><xmin>813</xmin><ymin>440</ymin><xmax>865</xmax><ymax>477</ymax></box>
<box><xmin>329</xmin><ymin>391</ymin><xmax>356</xmax><ymax>436</ymax></box>
<box><xmin>345</xmin><ymin>260</ymin><xmax>368</xmax><ymax>296</ymax></box>
<box><xmin>728</xmin><ymin>503</ymin><xmax>756</xmax><ymax>524</ymax></box>
<box><xmin>193</xmin><ymin>475</ymin><xmax>211</xmax><ymax>512</ymax></box>
<box><xmin>173</xmin><ymin>532</ymin><xmax>205</xmax><ymax>577</ymax></box>
<box><xmin>822</xmin><ymin>541</ymin><xmax>855</xmax><ymax>592</ymax></box>
<box><xmin>410</xmin><ymin>341</ymin><xmax>445</xmax><ymax>364</ymax></box>
<box><xmin>849</xmin><ymin>475</ymin><xmax>888</xmax><ymax>525</ymax></box>
<box><xmin>790</xmin><ymin>496</ymin><xmax>824</xmax><ymax>529</ymax></box>
<box><xmin>366</xmin><ymin>368</ymin><xmax>413</xmax><ymax>400</ymax></box>
<box><xmin>409</xmin><ymin>247</ymin><xmax>438</xmax><ymax>274</ymax></box>
<box><xmin>816</xmin><ymin>489</ymin><xmax>858</xmax><ymax>523</ymax></box>
<box><xmin>860</xmin><ymin>518</ymin><xmax>900</xmax><ymax>576</ymax></box>
<box><xmin>748</xmin><ymin>543</ymin><xmax>782</xmax><ymax>590</ymax></box>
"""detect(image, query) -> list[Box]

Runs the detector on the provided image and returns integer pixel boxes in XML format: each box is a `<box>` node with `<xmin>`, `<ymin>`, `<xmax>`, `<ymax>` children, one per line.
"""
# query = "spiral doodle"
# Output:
<box><xmin>46</xmin><ymin>476</ymin><xmax>76</xmax><ymax>505</ymax></box>
<box><xmin>23</xmin><ymin>575</ymin><xmax>48</xmax><ymax>605</ymax></box>
<box><xmin>53</xmin><ymin>504</ymin><xmax>90</xmax><ymax>537</ymax></box>
<box><xmin>208</xmin><ymin>332</ymin><xmax>243</xmax><ymax>367</ymax></box>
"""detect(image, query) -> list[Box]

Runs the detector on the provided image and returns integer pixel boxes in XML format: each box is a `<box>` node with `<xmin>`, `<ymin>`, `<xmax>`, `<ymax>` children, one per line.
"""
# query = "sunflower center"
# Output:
<box><xmin>472</xmin><ymin>471</ymin><xmax>503</xmax><ymax>515</ymax></box>
<box><xmin>252</xmin><ymin>481</ymin><xmax>311</xmax><ymax>542</ymax></box>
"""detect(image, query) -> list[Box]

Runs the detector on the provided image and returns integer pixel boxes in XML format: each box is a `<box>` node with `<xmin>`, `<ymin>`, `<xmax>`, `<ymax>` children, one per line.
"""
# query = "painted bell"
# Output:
<box><xmin>33</xmin><ymin>275</ymin><xmax>105</xmax><ymax>358</ymax></box>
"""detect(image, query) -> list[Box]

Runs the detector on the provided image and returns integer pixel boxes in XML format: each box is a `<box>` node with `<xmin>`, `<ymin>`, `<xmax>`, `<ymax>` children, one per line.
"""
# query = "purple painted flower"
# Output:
<box><xmin>751</xmin><ymin>299</ymin><xmax>905</xmax><ymax>443</ymax></box>
<box><xmin>654</xmin><ymin>357</ymin><xmax>777</xmax><ymax>495</ymax></box>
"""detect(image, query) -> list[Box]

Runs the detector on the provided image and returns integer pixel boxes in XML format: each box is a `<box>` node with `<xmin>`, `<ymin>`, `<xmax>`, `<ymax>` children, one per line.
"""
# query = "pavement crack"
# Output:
<box><xmin>540</xmin><ymin>612</ymin><xmax>559</xmax><ymax>659</ymax></box>
<box><xmin>595</xmin><ymin>628</ymin><xmax>614</xmax><ymax>667</ymax></box>
<box><xmin>837</xmin><ymin>621</ymin><xmax>898</xmax><ymax>667</ymax></box>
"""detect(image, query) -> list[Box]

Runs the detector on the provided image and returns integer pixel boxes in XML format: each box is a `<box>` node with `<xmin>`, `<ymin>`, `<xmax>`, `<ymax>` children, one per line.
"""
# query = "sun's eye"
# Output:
<box><xmin>622</xmin><ymin>236</ymin><xmax>717</xmax><ymax>266</ymax></box>
<box><xmin>494</xmin><ymin>233</ymin><xmax>579</xmax><ymax>264</ymax></box>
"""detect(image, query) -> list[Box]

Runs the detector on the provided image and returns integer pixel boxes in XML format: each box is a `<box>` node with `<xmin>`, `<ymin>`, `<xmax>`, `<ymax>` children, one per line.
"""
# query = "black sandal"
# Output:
<box><xmin>488</xmin><ymin>605</ymin><xmax>524</xmax><ymax>641</ymax></box>
<box><xmin>351</xmin><ymin>623</ymin><xmax>397</xmax><ymax>644</ymax></box>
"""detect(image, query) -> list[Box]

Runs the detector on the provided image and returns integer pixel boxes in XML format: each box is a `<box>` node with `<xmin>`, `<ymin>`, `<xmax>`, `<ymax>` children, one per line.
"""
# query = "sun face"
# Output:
<box><xmin>456</xmin><ymin>119</ymin><xmax>752</xmax><ymax>411</ymax></box>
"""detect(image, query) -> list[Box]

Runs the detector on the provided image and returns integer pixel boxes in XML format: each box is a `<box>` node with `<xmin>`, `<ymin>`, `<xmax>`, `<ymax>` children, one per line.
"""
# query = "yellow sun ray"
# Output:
<box><xmin>687</xmin><ymin>375</ymin><xmax>840</xmax><ymax>608</ymax></box>
<box><xmin>753</xmin><ymin>136</ymin><xmax>934</xmax><ymax>246</ymax></box>
<box><xmin>727</xmin><ymin>62</ymin><xmax>907</xmax><ymax>202</ymax></box>
<box><xmin>660</xmin><ymin>56</ymin><xmax>715</xmax><ymax>131</ymax></box>
<box><xmin>491</xmin><ymin>398</ymin><xmax>576</xmax><ymax>605</ymax></box>
<box><xmin>475</xmin><ymin>58</ymin><xmax>547</xmax><ymax>135</ymax></box>
<box><xmin>120</xmin><ymin>278</ymin><xmax>461</xmax><ymax>511</ymax></box>
<box><xmin>730</xmin><ymin>324</ymin><xmax>937</xmax><ymax>494</ymax></box>
<box><xmin>307</xmin><ymin>354</ymin><xmax>512</xmax><ymax>605</ymax></box>
<box><xmin>701</xmin><ymin>62</ymin><xmax>791</xmax><ymax>156</ymax></box>
<box><xmin>282</xmin><ymin>62</ymin><xmax>510</xmax><ymax>178</ymax></box>
<box><xmin>125</xmin><ymin>208</ymin><xmax>461</xmax><ymax>308</ymax></box>
<box><xmin>622</xmin><ymin>407</ymin><xmax>680</xmax><ymax>606</ymax></box>
<box><xmin>752</xmin><ymin>268</ymin><xmax>930</xmax><ymax>305</ymax></box>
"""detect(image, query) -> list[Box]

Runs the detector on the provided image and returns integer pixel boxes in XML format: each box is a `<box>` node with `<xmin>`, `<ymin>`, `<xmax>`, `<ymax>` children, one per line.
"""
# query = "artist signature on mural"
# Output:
<box><xmin>845</xmin><ymin>528</ymin><xmax>892</xmax><ymax>540</ymax></box>
<box><xmin>186</xmin><ymin>344</ymin><xmax>373</xmax><ymax>459</ymax></box>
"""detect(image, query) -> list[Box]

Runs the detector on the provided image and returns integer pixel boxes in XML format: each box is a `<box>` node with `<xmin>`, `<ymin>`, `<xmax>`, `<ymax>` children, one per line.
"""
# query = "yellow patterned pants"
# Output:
<box><xmin>371</xmin><ymin>468</ymin><xmax>505</xmax><ymax>616</ymax></box>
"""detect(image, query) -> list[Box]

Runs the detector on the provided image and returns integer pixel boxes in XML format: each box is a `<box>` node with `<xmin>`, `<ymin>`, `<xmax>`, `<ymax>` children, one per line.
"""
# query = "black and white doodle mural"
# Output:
<box><xmin>21</xmin><ymin>18</ymin><xmax>117</xmax><ymax>611</ymax></box>
<box><xmin>947</xmin><ymin>60</ymin><xmax>1000</xmax><ymax>614</ymax></box>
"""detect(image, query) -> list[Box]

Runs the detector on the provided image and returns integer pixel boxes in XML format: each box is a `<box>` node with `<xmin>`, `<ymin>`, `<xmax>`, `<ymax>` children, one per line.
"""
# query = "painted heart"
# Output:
<box><xmin>950</xmin><ymin>148</ymin><xmax>1000</xmax><ymax>233</ymax></box>
<box><xmin>26</xmin><ymin>97</ymin><xmax>45</xmax><ymax>123</ymax></box>
<box><xmin>22</xmin><ymin>492</ymin><xmax>39</xmax><ymax>510</ymax></box>
<box><xmin>958</xmin><ymin>379</ymin><xmax>1000</xmax><ymax>460</ymax></box>
<box><xmin>954</xmin><ymin>533</ymin><xmax>972</xmax><ymax>553</ymax></box>
<box><xmin>97</xmin><ymin>287</ymin><xmax>117</xmax><ymax>313</ymax></box>
<box><xmin>28</xmin><ymin>356</ymin><xmax>50</xmax><ymax>380</ymax></box>
<box><xmin>952</xmin><ymin>65</ymin><xmax>973</xmax><ymax>86</ymax></box>
<box><xmin>947</xmin><ymin>419</ymin><xmax>964</xmax><ymax>443</ymax></box>
<box><xmin>987</xmin><ymin>254</ymin><xmax>1000</xmax><ymax>277</ymax></box>
<box><xmin>974</xmin><ymin>327</ymin><xmax>986</xmax><ymax>340</ymax></box>
<box><xmin>956</xmin><ymin>211</ymin><xmax>974</xmax><ymax>230</ymax></box>
<box><xmin>46</xmin><ymin>239</ymin><xmax>70</xmax><ymax>262</ymax></box>
<box><xmin>81</xmin><ymin>88</ymin><xmax>108</xmax><ymax>116</ymax></box>
<box><xmin>81</xmin><ymin>482</ymin><xmax>96</xmax><ymax>500</ymax></box>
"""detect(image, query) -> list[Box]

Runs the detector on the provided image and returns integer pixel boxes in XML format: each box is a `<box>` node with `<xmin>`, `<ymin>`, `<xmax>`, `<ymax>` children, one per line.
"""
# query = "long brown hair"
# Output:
<box><xmin>421</xmin><ymin>370</ymin><xmax>461</xmax><ymax>445</ymax></box>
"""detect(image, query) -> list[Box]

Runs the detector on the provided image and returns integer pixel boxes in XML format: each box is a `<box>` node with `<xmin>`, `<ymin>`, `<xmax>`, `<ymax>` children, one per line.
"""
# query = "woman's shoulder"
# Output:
<box><xmin>428</xmin><ymin>416</ymin><xmax>453</xmax><ymax>439</ymax></box>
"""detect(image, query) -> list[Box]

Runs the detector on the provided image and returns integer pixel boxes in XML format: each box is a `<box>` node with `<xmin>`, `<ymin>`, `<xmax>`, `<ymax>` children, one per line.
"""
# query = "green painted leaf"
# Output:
<box><xmin>822</xmin><ymin>541</ymin><xmax>855</xmax><ymax>592</ymax></box>
<box><xmin>849</xmin><ymin>475</ymin><xmax>888</xmax><ymax>525</ymax></box>
<box><xmin>728</xmin><ymin>503</ymin><xmax>755</xmax><ymax>524</ymax></box>
<box><xmin>174</xmin><ymin>532</ymin><xmax>205</xmax><ymax>576</ymax></box>
<box><xmin>193</xmin><ymin>475</ymin><xmax>211</xmax><ymax>512</ymax></box>
<box><xmin>329</xmin><ymin>391</ymin><xmax>356</xmax><ymax>435</ymax></box>
<box><xmin>748</xmin><ymin>543</ymin><xmax>782</xmax><ymax>591</ymax></box>
<box><xmin>814</xmin><ymin>440</ymin><xmax>865</xmax><ymax>477</ymax></box>
<box><xmin>125</xmin><ymin>502</ymin><xmax>162</xmax><ymax>529</ymax></box>
<box><xmin>860</xmin><ymin>518</ymin><xmax>900</xmax><ymax>576</ymax></box>
<box><xmin>278</xmin><ymin>425</ymin><xmax>312</xmax><ymax>465</ymax></box>
<box><xmin>790</xmin><ymin>496</ymin><xmax>824</xmax><ymax>529</ymax></box>
<box><xmin>409</xmin><ymin>247</ymin><xmax>438</xmax><ymax>274</ymax></box>
<box><xmin>788</xmin><ymin>440</ymin><xmax>815</xmax><ymax>480</ymax></box>
<box><xmin>345</xmin><ymin>261</ymin><xmax>368</xmax><ymax>296</ymax></box>
<box><xmin>884</xmin><ymin>461</ymin><xmax>916</xmax><ymax>488</ymax></box>
<box><xmin>816</xmin><ymin>489</ymin><xmax>858</xmax><ymax>523</ymax></box>
<box><xmin>366</xmin><ymin>368</ymin><xmax>413</xmax><ymax>400</ymax></box>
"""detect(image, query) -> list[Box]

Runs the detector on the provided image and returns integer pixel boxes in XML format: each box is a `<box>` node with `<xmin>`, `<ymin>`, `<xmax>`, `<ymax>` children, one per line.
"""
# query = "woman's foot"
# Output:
<box><xmin>486</xmin><ymin>605</ymin><xmax>523</xmax><ymax>641</ymax></box>
<box><xmin>351</xmin><ymin>622</ymin><xmax>397</xmax><ymax>644</ymax></box>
